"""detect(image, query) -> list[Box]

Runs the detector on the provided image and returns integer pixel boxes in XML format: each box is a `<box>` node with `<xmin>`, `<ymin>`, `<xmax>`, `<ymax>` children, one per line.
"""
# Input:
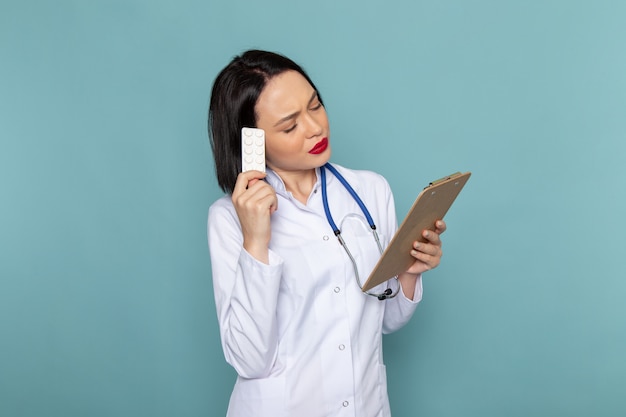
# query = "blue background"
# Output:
<box><xmin>1</xmin><ymin>0</ymin><xmax>625</xmax><ymax>416</ymax></box>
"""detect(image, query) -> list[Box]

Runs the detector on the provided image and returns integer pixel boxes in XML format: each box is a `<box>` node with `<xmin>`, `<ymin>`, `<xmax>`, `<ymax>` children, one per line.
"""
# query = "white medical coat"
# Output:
<box><xmin>207</xmin><ymin>164</ymin><xmax>422</xmax><ymax>417</ymax></box>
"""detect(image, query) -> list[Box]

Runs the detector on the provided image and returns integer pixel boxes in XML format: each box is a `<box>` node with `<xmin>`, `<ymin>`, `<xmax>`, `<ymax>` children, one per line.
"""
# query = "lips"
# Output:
<box><xmin>309</xmin><ymin>137</ymin><xmax>329</xmax><ymax>154</ymax></box>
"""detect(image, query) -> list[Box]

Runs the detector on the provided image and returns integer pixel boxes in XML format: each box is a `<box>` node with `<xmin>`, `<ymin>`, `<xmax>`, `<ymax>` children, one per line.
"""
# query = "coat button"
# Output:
<box><xmin>323</xmin><ymin>235</ymin><xmax>329</xmax><ymax>241</ymax></box>
<box><xmin>334</xmin><ymin>287</ymin><xmax>341</xmax><ymax>293</ymax></box>
<box><xmin>338</xmin><ymin>344</ymin><xmax>345</xmax><ymax>351</ymax></box>
<box><xmin>342</xmin><ymin>401</ymin><xmax>349</xmax><ymax>407</ymax></box>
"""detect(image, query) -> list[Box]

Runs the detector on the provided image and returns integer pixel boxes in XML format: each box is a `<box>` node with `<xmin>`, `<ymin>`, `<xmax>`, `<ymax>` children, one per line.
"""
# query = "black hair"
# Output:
<box><xmin>208</xmin><ymin>50</ymin><xmax>322</xmax><ymax>194</ymax></box>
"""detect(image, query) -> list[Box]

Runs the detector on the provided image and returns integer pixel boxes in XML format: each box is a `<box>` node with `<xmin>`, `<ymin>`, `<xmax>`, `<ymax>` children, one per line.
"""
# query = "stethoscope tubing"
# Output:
<box><xmin>320</xmin><ymin>163</ymin><xmax>400</xmax><ymax>300</ymax></box>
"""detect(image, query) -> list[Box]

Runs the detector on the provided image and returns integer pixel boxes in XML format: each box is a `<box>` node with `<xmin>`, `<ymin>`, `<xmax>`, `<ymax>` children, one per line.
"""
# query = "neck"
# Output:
<box><xmin>275</xmin><ymin>168</ymin><xmax>317</xmax><ymax>204</ymax></box>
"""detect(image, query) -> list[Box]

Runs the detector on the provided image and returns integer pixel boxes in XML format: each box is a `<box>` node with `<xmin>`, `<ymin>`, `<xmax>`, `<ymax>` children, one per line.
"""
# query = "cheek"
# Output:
<box><xmin>318</xmin><ymin>108</ymin><xmax>330</xmax><ymax>128</ymax></box>
<box><xmin>265</xmin><ymin>141</ymin><xmax>293</xmax><ymax>162</ymax></box>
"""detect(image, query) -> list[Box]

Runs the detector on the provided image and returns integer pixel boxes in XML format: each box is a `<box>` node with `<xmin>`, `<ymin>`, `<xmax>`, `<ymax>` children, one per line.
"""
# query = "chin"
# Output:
<box><xmin>320</xmin><ymin>147</ymin><xmax>332</xmax><ymax>162</ymax></box>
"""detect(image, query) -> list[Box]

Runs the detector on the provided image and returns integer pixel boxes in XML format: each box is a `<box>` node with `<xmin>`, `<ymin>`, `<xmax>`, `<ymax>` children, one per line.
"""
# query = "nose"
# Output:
<box><xmin>304</xmin><ymin>113</ymin><xmax>323</xmax><ymax>139</ymax></box>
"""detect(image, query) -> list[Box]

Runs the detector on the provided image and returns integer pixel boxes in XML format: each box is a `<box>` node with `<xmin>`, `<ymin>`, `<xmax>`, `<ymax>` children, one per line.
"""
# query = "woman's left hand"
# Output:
<box><xmin>405</xmin><ymin>220</ymin><xmax>446</xmax><ymax>275</ymax></box>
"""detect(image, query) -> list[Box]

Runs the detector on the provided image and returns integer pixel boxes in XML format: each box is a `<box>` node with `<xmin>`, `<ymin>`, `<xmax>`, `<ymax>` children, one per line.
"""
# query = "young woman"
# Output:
<box><xmin>207</xmin><ymin>50</ymin><xmax>446</xmax><ymax>417</ymax></box>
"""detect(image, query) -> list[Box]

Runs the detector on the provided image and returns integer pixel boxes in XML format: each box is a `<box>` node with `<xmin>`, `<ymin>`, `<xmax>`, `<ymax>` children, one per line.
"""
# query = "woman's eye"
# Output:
<box><xmin>284</xmin><ymin>124</ymin><xmax>297</xmax><ymax>133</ymax></box>
<box><xmin>311</xmin><ymin>102</ymin><xmax>323</xmax><ymax>111</ymax></box>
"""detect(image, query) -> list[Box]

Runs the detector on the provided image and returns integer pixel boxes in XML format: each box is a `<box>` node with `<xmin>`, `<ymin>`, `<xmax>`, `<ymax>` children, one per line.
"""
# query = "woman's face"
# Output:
<box><xmin>254</xmin><ymin>70</ymin><xmax>331</xmax><ymax>173</ymax></box>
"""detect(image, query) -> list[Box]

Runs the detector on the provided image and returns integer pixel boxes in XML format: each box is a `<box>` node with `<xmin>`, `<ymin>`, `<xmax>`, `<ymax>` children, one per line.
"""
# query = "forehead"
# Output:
<box><xmin>256</xmin><ymin>70</ymin><xmax>315</xmax><ymax>114</ymax></box>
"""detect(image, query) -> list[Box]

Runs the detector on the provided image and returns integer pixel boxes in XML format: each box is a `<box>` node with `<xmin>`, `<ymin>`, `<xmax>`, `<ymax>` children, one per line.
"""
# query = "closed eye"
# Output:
<box><xmin>310</xmin><ymin>102</ymin><xmax>323</xmax><ymax>111</ymax></box>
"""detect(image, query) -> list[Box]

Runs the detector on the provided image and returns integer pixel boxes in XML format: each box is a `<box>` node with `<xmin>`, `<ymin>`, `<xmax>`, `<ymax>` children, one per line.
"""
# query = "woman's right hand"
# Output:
<box><xmin>231</xmin><ymin>170</ymin><xmax>278</xmax><ymax>264</ymax></box>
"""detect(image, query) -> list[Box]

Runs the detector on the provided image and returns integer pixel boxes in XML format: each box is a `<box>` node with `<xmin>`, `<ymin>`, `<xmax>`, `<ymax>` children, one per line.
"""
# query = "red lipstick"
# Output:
<box><xmin>309</xmin><ymin>137</ymin><xmax>328</xmax><ymax>154</ymax></box>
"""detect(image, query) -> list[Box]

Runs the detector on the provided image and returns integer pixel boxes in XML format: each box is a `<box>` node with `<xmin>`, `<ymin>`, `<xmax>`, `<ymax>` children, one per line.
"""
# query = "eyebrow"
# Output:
<box><xmin>272</xmin><ymin>91</ymin><xmax>319</xmax><ymax>127</ymax></box>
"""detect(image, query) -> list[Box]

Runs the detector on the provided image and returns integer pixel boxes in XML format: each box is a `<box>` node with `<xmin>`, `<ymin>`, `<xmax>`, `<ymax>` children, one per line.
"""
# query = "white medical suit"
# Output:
<box><xmin>207</xmin><ymin>163</ymin><xmax>422</xmax><ymax>417</ymax></box>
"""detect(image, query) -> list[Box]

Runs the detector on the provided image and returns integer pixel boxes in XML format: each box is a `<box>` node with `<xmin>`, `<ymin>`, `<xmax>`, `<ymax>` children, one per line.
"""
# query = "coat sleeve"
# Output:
<box><xmin>378</xmin><ymin>178</ymin><xmax>424</xmax><ymax>334</ymax></box>
<box><xmin>207</xmin><ymin>200</ymin><xmax>283</xmax><ymax>378</ymax></box>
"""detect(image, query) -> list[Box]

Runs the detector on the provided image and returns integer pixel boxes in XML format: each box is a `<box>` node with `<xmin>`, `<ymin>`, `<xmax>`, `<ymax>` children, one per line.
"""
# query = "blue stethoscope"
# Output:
<box><xmin>319</xmin><ymin>163</ymin><xmax>400</xmax><ymax>300</ymax></box>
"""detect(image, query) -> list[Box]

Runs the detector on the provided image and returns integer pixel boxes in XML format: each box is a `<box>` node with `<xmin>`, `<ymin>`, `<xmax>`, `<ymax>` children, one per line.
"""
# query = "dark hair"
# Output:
<box><xmin>208</xmin><ymin>50</ymin><xmax>323</xmax><ymax>194</ymax></box>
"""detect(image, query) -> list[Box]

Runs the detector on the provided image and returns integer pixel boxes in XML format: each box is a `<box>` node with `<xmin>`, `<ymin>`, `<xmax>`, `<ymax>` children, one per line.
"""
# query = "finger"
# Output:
<box><xmin>245</xmin><ymin>177</ymin><xmax>270</xmax><ymax>194</ymax></box>
<box><xmin>238</xmin><ymin>189</ymin><xmax>276</xmax><ymax>217</ymax></box>
<box><xmin>420</xmin><ymin>229</ymin><xmax>442</xmax><ymax>246</ymax></box>
<box><xmin>239</xmin><ymin>183</ymin><xmax>276</xmax><ymax>210</ymax></box>
<box><xmin>411</xmin><ymin>241</ymin><xmax>443</xmax><ymax>263</ymax></box>
<box><xmin>412</xmin><ymin>241</ymin><xmax>442</xmax><ymax>257</ymax></box>
<box><xmin>233</xmin><ymin>170</ymin><xmax>267</xmax><ymax>195</ymax></box>
<box><xmin>245</xmin><ymin>192</ymin><xmax>276</xmax><ymax>213</ymax></box>
<box><xmin>232</xmin><ymin>184</ymin><xmax>275</xmax><ymax>220</ymax></box>
<box><xmin>435</xmin><ymin>220</ymin><xmax>447</xmax><ymax>234</ymax></box>
<box><xmin>252</xmin><ymin>184</ymin><xmax>278</xmax><ymax>213</ymax></box>
<box><xmin>408</xmin><ymin>250</ymin><xmax>441</xmax><ymax>271</ymax></box>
